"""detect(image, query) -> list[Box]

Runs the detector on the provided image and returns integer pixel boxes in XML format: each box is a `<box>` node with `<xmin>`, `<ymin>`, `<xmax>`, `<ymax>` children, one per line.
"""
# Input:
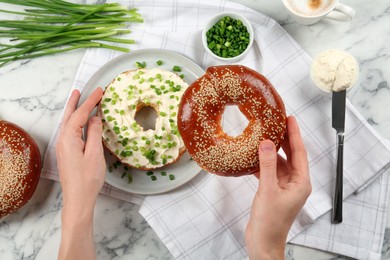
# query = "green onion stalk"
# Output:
<box><xmin>0</xmin><ymin>0</ymin><xmax>143</xmax><ymax>67</ymax></box>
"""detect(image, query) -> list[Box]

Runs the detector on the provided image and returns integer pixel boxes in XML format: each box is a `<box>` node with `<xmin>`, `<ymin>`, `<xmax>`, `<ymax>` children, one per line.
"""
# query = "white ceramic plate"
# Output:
<box><xmin>80</xmin><ymin>49</ymin><xmax>204</xmax><ymax>195</ymax></box>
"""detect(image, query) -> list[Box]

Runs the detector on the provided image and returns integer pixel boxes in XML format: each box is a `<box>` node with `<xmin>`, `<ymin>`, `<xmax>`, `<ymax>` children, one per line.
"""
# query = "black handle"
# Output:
<box><xmin>332</xmin><ymin>133</ymin><xmax>344</xmax><ymax>224</ymax></box>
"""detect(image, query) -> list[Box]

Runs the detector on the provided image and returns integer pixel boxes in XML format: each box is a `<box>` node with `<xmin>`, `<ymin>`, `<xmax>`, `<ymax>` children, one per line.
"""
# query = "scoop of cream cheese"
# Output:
<box><xmin>310</xmin><ymin>49</ymin><xmax>359</xmax><ymax>92</ymax></box>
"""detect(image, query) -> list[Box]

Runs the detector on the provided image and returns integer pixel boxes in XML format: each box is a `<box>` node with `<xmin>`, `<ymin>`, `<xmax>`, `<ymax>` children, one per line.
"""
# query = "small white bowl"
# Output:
<box><xmin>202</xmin><ymin>12</ymin><xmax>254</xmax><ymax>62</ymax></box>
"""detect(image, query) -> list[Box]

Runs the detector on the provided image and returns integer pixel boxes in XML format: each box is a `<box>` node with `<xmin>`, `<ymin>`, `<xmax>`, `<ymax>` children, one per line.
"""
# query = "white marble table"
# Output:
<box><xmin>0</xmin><ymin>0</ymin><xmax>389</xmax><ymax>259</ymax></box>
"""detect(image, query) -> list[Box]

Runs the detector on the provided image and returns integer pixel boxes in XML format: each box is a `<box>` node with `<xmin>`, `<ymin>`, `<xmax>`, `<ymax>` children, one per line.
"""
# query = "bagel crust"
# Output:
<box><xmin>178</xmin><ymin>65</ymin><xmax>287</xmax><ymax>177</ymax></box>
<box><xmin>99</xmin><ymin>68</ymin><xmax>188</xmax><ymax>170</ymax></box>
<box><xmin>0</xmin><ymin>120</ymin><xmax>41</xmax><ymax>218</ymax></box>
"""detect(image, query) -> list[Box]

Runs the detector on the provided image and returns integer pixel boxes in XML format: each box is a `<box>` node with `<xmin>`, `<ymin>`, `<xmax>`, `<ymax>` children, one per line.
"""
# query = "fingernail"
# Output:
<box><xmin>260</xmin><ymin>141</ymin><xmax>274</xmax><ymax>152</ymax></box>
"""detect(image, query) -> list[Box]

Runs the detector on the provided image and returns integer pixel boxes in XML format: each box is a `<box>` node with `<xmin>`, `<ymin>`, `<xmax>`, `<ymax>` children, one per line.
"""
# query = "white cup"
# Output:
<box><xmin>282</xmin><ymin>0</ymin><xmax>355</xmax><ymax>25</ymax></box>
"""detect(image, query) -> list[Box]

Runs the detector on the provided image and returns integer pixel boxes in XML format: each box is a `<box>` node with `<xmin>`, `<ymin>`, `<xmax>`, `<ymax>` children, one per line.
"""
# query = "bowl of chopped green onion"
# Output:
<box><xmin>202</xmin><ymin>12</ymin><xmax>254</xmax><ymax>62</ymax></box>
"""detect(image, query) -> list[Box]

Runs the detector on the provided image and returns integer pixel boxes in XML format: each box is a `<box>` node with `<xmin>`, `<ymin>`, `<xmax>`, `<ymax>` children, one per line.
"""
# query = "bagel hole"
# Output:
<box><xmin>134</xmin><ymin>105</ymin><xmax>158</xmax><ymax>130</ymax></box>
<box><xmin>222</xmin><ymin>105</ymin><xmax>249</xmax><ymax>137</ymax></box>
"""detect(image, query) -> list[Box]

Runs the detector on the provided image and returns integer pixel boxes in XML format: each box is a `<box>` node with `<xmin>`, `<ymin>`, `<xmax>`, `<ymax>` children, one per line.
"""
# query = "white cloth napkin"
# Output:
<box><xmin>41</xmin><ymin>0</ymin><xmax>390</xmax><ymax>259</ymax></box>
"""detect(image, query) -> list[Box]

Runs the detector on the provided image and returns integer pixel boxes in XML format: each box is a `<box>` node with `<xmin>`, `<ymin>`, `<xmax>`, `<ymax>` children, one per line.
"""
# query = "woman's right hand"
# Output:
<box><xmin>245</xmin><ymin>116</ymin><xmax>312</xmax><ymax>260</ymax></box>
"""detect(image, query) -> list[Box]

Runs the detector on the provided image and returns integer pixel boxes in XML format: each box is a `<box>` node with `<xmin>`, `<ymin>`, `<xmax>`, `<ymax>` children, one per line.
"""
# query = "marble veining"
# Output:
<box><xmin>1</xmin><ymin>0</ymin><xmax>390</xmax><ymax>259</ymax></box>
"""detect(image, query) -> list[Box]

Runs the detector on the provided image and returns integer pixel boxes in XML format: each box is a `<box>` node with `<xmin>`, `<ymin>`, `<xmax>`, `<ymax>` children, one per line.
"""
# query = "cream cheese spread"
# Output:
<box><xmin>310</xmin><ymin>49</ymin><xmax>359</xmax><ymax>92</ymax></box>
<box><xmin>100</xmin><ymin>68</ymin><xmax>188</xmax><ymax>169</ymax></box>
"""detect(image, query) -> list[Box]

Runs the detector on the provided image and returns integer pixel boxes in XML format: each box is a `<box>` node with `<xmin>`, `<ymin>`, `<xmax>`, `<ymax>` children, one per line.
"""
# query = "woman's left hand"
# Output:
<box><xmin>56</xmin><ymin>88</ymin><xmax>105</xmax><ymax>260</ymax></box>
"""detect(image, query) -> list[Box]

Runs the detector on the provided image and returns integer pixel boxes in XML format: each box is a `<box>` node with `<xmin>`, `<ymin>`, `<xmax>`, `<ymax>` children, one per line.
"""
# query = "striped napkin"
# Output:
<box><xmin>41</xmin><ymin>0</ymin><xmax>390</xmax><ymax>259</ymax></box>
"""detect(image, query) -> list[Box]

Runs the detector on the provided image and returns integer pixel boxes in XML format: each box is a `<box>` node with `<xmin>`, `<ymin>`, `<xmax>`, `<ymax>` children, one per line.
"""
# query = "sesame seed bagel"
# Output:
<box><xmin>0</xmin><ymin>120</ymin><xmax>41</xmax><ymax>219</ymax></box>
<box><xmin>99</xmin><ymin>68</ymin><xmax>188</xmax><ymax>170</ymax></box>
<box><xmin>178</xmin><ymin>65</ymin><xmax>287</xmax><ymax>177</ymax></box>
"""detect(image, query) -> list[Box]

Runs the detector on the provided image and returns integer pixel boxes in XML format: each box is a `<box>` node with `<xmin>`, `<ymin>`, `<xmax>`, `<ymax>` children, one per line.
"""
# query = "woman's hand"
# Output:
<box><xmin>246</xmin><ymin>116</ymin><xmax>312</xmax><ymax>260</ymax></box>
<box><xmin>56</xmin><ymin>88</ymin><xmax>105</xmax><ymax>260</ymax></box>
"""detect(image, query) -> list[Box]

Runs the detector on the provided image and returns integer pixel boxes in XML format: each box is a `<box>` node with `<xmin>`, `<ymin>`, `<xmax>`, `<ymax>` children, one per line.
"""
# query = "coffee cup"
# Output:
<box><xmin>282</xmin><ymin>0</ymin><xmax>355</xmax><ymax>25</ymax></box>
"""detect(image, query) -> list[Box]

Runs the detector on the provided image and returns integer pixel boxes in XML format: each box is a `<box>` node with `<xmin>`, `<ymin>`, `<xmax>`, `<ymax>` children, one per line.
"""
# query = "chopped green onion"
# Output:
<box><xmin>135</xmin><ymin>61</ymin><xmax>146</xmax><ymax>68</ymax></box>
<box><xmin>113</xmin><ymin>126</ymin><xmax>120</xmax><ymax>134</ymax></box>
<box><xmin>120</xmin><ymin>150</ymin><xmax>132</xmax><ymax>157</ymax></box>
<box><xmin>156</xmin><ymin>60</ymin><xmax>163</xmax><ymax>66</ymax></box>
<box><xmin>170</xmin><ymin>85</ymin><xmax>181</xmax><ymax>92</ymax></box>
<box><xmin>127</xmin><ymin>174</ymin><xmax>133</xmax><ymax>184</ymax></box>
<box><xmin>114</xmin><ymin>161</ymin><xmax>121</xmax><ymax>168</ymax></box>
<box><xmin>121</xmin><ymin>138</ymin><xmax>129</xmax><ymax>146</ymax></box>
<box><xmin>172</xmin><ymin>65</ymin><xmax>182</xmax><ymax>72</ymax></box>
<box><xmin>144</xmin><ymin>149</ymin><xmax>156</xmax><ymax>162</ymax></box>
